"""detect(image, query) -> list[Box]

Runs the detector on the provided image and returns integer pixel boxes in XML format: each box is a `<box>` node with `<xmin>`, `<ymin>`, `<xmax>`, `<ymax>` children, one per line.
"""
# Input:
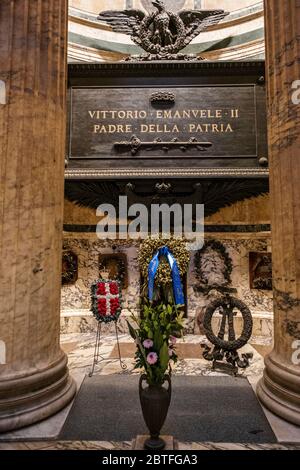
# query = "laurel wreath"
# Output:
<box><xmin>139</xmin><ymin>12</ymin><xmax>186</xmax><ymax>54</ymax></box>
<box><xmin>139</xmin><ymin>238</ymin><xmax>190</xmax><ymax>287</ymax></box>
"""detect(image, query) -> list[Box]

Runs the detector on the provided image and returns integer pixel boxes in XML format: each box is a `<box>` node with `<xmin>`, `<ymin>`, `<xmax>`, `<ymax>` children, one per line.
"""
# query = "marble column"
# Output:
<box><xmin>257</xmin><ymin>1</ymin><xmax>300</xmax><ymax>425</ymax></box>
<box><xmin>0</xmin><ymin>1</ymin><xmax>76</xmax><ymax>432</ymax></box>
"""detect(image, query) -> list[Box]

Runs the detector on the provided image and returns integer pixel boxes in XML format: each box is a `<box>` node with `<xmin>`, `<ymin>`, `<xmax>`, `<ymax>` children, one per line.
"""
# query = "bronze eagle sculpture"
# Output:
<box><xmin>98</xmin><ymin>0</ymin><xmax>229</xmax><ymax>59</ymax></box>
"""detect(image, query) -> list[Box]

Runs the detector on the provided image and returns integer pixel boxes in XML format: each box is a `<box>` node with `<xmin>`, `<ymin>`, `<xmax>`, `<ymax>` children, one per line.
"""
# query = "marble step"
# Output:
<box><xmin>60</xmin><ymin>309</ymin><xmax>273</xmax><ymax>342</ymax></box>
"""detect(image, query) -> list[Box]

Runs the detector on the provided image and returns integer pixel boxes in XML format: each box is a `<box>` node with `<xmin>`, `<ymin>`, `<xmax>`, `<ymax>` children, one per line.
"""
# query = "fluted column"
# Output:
<box><xmin>0</xmin><ymin>0</ymin><xmax>76</xmax><ymax>432</ymax></box>
<box><xmin>257</xmin><ymin>0</ymin><xmax>300</xmax><ymax>425</ymax></box>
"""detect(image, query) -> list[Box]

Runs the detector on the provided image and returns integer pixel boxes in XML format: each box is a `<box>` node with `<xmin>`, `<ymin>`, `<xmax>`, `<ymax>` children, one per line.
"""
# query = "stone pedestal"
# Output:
<box><xmin>257</xmin><ymin>1</ymin><xmax>300</xmax><ymax>425</ymax></box>
<box><xmin>132</xmin><ymin>436</ymin><xmax>176</xmax><ymax>450</ymax></box>
<box><xmin>0</xmin><ymin>1</ymin><xmax>76</xmax><ymax>432</ymax></box>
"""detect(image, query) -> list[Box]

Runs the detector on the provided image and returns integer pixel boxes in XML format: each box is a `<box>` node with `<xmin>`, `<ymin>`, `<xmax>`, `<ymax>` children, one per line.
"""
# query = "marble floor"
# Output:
<box><xmin>61</xmin><ymin>333</ymin><xmax>266</xmax><ymax>379</ymax></box>
<box><xmin>1</xmin><ymin>333</ymin><xmax>300</xmax><ymax>451</ymax></box>
<box><xmin>1</xmin><ymin>441</ymin><xmax>300</xmax><ymax>451</ymax></box>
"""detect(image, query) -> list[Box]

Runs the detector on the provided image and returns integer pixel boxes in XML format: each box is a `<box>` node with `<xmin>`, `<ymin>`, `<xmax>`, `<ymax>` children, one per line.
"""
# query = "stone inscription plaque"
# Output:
<box><xmin>69</xmin><ymin>86</ymin><xmax>257</xmax><ymax>159</ymax></box>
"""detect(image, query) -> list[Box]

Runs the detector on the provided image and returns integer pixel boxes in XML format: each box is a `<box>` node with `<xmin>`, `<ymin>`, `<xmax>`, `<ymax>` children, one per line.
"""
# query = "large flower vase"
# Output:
<box><xmin>139</xmin><ymin>374</ymin><xmax>171</xmax><ymax>450</ymax></box>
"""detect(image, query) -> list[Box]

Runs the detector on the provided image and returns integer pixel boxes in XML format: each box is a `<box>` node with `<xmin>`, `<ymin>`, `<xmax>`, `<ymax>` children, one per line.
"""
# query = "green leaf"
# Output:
<box><xmin>154</xmin><ymin>329</ymin><xmax>163</xmax><ymax>352</ymax></box>
<box><xmin>148</xmin><ymin>330</ymin><xmax>154</xmax><ymax>339</ymax></box>
<box><xmin>126</xmin><ymin>320</ymin><xmax>137</xmax><ymax>341</ymax></box>
<box><xmin>159</xmin><ymin>342</ymin><xmax>169</xmax><ymax>372</ymax></box>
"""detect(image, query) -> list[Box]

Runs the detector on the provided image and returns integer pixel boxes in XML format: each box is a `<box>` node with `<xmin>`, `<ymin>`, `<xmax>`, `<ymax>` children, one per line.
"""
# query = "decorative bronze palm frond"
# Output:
<box><xmin>65</xmin><ymin>181</ymin><xmax>120</xmax><ymax>209</ymax></box>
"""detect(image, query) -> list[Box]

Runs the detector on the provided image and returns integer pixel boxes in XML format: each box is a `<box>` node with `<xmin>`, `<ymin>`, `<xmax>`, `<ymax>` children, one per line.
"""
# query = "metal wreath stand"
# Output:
<box><xmin>89</xmin><ymin>279</ymin><xmax>127</xmax><ymax>377</ymax></box>
<box><xmin>202</xmin><ymin>288</ymin><xmax>254</xmax><ymax>376</ymax></box>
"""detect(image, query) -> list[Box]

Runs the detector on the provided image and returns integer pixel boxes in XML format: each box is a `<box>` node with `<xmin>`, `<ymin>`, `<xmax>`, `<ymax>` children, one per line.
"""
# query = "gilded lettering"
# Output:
<box><xmin>94</xmin><ymin>124</ymin><xmax>132</xmax><ymax>133</ymax></box>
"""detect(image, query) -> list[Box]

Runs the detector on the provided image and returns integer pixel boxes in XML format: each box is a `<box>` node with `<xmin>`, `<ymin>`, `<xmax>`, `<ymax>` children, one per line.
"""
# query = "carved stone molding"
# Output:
<box><xmin>68</xmin><ymin>60</ymin><xmax>266</xmax><ymax>78</ymax></box>
<box><xmin>65</xmin><ymin>168</ymin><xmax>269</xmax><ymax>180</ymax></box>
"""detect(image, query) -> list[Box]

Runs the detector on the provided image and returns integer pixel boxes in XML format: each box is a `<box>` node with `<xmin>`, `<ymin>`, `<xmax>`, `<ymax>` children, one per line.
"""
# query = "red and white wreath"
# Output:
<box><xmin>91</xmin><ymin>280</ymin><xmax>122</xmax><ymax>323</ymax></box>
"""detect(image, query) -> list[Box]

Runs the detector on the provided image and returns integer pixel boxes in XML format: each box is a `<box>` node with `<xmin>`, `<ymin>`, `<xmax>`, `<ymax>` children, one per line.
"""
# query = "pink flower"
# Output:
<box><xmin>169</xmin><ymin>349</ymin><xmax>174</xmax><ymax>357</ymax></box>
<box><xmin>169</xmin><ymin>335</ymin><xmax>177</xmax><ymax>345</ymax></box>
<box><xmin>143</xmin><ymin>339</ymin><xmax>154</xmax><ymax>349</ymax></box>
<box><xmin>147</xmin><ymin>352</ymin><xmax>158</xmax><ymax>365</ymax></box>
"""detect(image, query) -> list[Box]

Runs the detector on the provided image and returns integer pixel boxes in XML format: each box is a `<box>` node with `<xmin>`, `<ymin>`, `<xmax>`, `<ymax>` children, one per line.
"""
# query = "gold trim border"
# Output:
<box><xmin>65</xmin><ymin>168</ymin><xmax>269</xmax><ymax>179</ymax></box>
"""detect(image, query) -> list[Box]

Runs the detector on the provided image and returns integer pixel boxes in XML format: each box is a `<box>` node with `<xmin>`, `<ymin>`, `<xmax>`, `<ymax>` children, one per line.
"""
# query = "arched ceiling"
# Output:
<box><xmin>70</xmin><ymin>1</ymin><xmax>260</xmax><ymax>14</ymax></box>
<box><xmin>68</xmin><ymin>0</ymin><xmax>265</xmax><ymax>63</ymax></box>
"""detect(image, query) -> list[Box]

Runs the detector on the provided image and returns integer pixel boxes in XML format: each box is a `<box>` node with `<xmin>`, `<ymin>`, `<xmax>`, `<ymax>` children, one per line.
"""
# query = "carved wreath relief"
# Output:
<box><xmin>194</xmin><ymin>240</ymin><xmax>233</xmax><ymax>293</ymax></box>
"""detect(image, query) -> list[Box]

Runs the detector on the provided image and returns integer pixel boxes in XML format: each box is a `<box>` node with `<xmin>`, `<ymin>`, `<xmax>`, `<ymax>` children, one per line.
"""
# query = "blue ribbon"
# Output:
<box><xmin>148</xmin><ymin>246</ymin><xmax>185</xmax><ymax>305</ymax></box>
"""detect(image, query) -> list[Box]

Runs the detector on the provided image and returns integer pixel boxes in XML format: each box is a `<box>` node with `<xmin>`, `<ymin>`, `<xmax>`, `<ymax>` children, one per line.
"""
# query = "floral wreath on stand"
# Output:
<box><xmin>91</xmin><ymin>279</ymin><xmax>122</xmax><ymax>324</ymax></box>
<box><xmin>138</xmin><ymin>237</ymin><xmax>190</xmax><ymax>303</ymax></box>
